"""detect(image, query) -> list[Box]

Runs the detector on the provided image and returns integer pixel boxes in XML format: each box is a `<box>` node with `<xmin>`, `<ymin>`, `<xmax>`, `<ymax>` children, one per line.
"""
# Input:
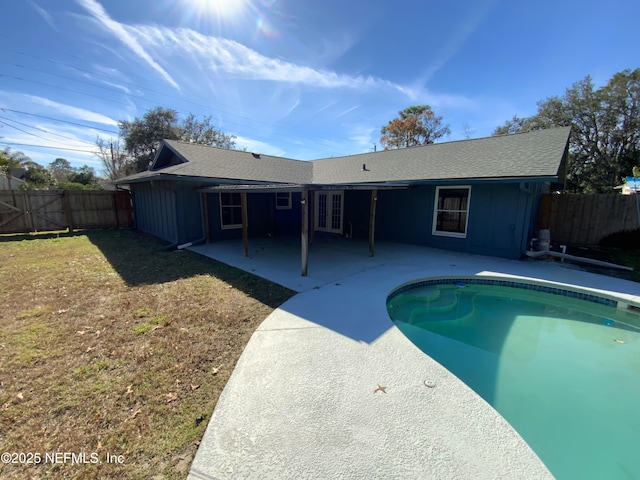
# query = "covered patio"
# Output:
<box><xmin>189</xmin><ymin>237</ymin><xmax>640</xmax><ymax>297</ymax></box>
<box><xmin>198</xmin><ymin>184</ymin><xmax>404</xmax><ymax>281</ymax></box>
<box><xmin>189</xmin><ymin>236</ymin><xmax>404</xmax><ymax>292</ymax></box>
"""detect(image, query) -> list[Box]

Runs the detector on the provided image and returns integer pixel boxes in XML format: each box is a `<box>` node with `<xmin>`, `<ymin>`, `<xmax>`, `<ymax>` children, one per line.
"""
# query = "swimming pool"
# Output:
<box><xmin>387</xmin><ymin>278</ymin><xmax>640</xmax><ymax>480</ymax></box>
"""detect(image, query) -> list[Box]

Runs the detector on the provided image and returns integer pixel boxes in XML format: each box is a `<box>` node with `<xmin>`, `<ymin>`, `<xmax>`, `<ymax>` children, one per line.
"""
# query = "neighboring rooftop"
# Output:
<box><xmin>118</xmin><ymin>127</ymin><xmax>571</xmax><ymax>185</ymax></box>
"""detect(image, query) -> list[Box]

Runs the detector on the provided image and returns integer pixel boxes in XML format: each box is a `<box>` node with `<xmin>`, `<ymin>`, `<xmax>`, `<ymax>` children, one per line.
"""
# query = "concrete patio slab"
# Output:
<box><xmin>190</xmin><ymin>237</ymin><xmax>403</xmax><ymax>293</ymax></box>
<box><xmin>187</xmin><ymin>240</ymin><xmax>640</xmax><ymax>479</ymax></box>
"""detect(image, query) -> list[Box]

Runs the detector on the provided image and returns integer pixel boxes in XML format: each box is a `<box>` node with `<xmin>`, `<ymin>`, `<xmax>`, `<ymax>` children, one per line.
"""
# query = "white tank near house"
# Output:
<box><xmin>536</xmin><ymin>229</ymin><xmax>551</xmax><ymax>251</ymax></box>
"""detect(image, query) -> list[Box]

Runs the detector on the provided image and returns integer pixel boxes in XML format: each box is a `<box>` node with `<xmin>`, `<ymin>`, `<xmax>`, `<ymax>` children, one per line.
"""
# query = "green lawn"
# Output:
<box><xmin>0</xmin><ymin>230</ymin><xmax>294</xmax><ymax>479</ymax></box>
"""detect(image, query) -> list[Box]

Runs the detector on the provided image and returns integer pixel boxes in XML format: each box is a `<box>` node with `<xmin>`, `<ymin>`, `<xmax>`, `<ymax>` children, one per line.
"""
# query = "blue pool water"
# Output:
<box><xmin>387</xmin><ymin>281</ymin><xmax>640</xmax><ymax>480</ymax></box>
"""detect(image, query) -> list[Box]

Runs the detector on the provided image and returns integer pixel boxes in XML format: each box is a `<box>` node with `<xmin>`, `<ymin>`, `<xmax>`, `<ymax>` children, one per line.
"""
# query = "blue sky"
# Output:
<box><xmin>1</xmin><ymin>0</ymin><xmax>638</xmax><ymax>172</ymax></box>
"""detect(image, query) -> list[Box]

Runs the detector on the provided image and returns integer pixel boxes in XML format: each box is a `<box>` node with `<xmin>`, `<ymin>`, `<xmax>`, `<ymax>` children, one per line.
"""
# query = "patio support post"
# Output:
<box><xmin>301</xmin><ymin>188</ymin><xmax>309</xmax><ymax>276</ymax></box>
<box><xmin>241</xmin><ymin>192</ymin><xmax>249</xmax><ymax>257</ymax></box>
<box><xmin>369</xmin><ymin>189</ymin><xmax>378</xmax><ymax>257</ymax></box>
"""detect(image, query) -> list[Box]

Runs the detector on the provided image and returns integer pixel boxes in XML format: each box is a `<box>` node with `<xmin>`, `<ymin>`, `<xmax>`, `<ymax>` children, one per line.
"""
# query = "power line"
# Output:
<box><xmin>2</xmin><ymin>51</ymin><xmax>375</xmax><ymax>159</ymax></box>
<box><xmin>0</xmin><ymin>108</ymin><xmax>119</xmax><ymax>134</ymax></box>
<box><xmin>0</xmin><ymin>74</ymin><xmax>140</xmax><ymax>110</ymax></box>
<box><xmin>0</xmin><ymin>116</ymin><xmax>96</xmax><ymax>147</ymax></box>
<box><xmin>0</xmin><ymin>119</ymin><xmax>72</xmax><ymax>146</ymax></box>
<box><xmin>5</xmin><ymin>51</ymin><xmax>338</xmax><ymax>146</ymax></box>
<box><xmin>0</xmin><ymin>141</ymin><xmax>96</xmax><ymax>154</ymax></box>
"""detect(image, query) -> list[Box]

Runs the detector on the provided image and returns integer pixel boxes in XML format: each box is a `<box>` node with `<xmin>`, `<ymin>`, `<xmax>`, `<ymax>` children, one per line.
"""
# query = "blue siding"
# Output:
<box><xmin>273</xmin><ymin>192</ymin><xmax>302</xmax><ymax>235</ymax></box>
<box><xmin>206</xmin><ymin>192</ymin><xmax>272</xmax><ymax>241</ymax></box>
<box><xmin>374</xmin><ymin>183</ymin><xmax>538</xmax><ymax>259</ymax></box>
<box><xmin>174</xmin><ymin>185</ymin><xmax>204</xmax><ymax>244</ymax></box>
<box><xmin>133</xmin><ymin>179</ymin><xmax>541</xmax><ymax>259</ymax></box>
<box><xmin>132</xmin><ymin>181</ymin><xmax>205</xmax><ymax>245</ymax></box>
<box><xmin>376</xmin><ymin>188</ymin><xmax>432</xmax><ymax>244</ymax></box>
<box><xmin>343</xmin><ymin>190</ymin><xmax>372</xmax><ymax>238</ymax></box>
<box><xmin>131</xmin><ymin>182</ymin><xmax>178</xmax><ymax>243</ymax></box>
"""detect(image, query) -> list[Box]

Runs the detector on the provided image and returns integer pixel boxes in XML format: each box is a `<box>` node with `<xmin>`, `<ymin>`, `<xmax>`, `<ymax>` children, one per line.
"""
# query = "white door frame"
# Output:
<box><xmin>314</xmin><ymin>190</ymin><xmax>344</xmax><ymax>234</ymax></box>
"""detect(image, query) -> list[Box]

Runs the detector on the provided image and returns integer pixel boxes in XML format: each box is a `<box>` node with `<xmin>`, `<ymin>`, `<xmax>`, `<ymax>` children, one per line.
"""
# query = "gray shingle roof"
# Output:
<box><xmin>154</xmin><ymin>141</ymin><xmax>312</xmax><ymax>184</ymax></box>
<box><xmin>117</xmin><ymin>127</ymin><xmax>570</xmax><ymax>185</ymax></box>
<box><xmin>312</xmin><ymin>127</ymin><xmax>570</xmax><ymax>184</ymax></box>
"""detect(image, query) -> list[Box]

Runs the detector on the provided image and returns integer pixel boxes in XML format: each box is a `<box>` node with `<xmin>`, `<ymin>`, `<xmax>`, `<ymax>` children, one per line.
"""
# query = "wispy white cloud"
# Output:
<box><xmin>336</xmin><ymin>106</ymin><xmax>359</xmax><ymax>118</ymax></box>
<box><xmin>415</xmin><ymin>0</ymin><xmax>499</xmax><ymax>86</ymax></box>
<box><xmin>314</xmin><ymin>32</ymin><xmax>358</xmax><ymax>67</ymax></box>
<box><xmin>346</xmin><ymin>124</ymin><xmax>377</xmax><ymax>152</ymax></box>
<box><xmin>27</xmin><ymin>0</ymin><xmax>58</xmax><ymax>31</ymax></box>
<box><xmin>0</xmin><ymin>91</ymin><xmax>119</xmax><ymax>126</ymax></box>
<box><xmin>75</xmin><ymin>0</ymin><xmax>180</xmax><ymax>90</ymax></box>
<box><xmin>125</xmin><ymin>25</ymin><xmax>406</xmax><ymax>93</ymax></box>
<box><xmin>234</xmin><ymin>135</ymin><xmax>286</xmax><ymax>157</ymax></box>
<box><xmin>72</xmin><ymin>2</ymin><xmax>479</xmax><ymax>114</ymax></box>
<box><xmin>282</xmin><ymin>98</ymin><xmax>300</xmax><ymax>118</ymax></box>
<box><xmin>310</xmin><ymin>101</ymin><xmax>338</xmax><ymax>117</ymax></box>
<box><xmin>27</xmin><ymin>95</ymin><xmax>119</xmax><ymax>127</ymax></box>
<box><xmin>0</xmin><ymin>124</ymin><xmax>102</xmax><ymax>168</ymax></box>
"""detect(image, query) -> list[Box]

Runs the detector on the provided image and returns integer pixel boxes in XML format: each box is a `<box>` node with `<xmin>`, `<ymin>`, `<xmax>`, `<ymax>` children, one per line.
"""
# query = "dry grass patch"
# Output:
<box><xmin>0</xmin><ymin>230</ymin><xmax>294</xmax><ymax>479</ymax></box>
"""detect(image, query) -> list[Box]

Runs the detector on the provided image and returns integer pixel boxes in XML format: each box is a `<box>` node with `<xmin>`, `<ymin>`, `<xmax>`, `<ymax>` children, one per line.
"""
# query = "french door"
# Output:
<box><xmin>314</xmin><ymin>190</ymin><xmax>344</xmax><ymax>234</ymax></box>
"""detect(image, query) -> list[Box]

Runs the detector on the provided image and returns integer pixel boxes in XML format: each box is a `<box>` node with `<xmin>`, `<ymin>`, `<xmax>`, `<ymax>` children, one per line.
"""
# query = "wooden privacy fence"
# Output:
<box><xmin>538</xmin><ymin>193</ymin><xmax>640</xmax><ymax>245</ymax></box>
<box><xmin>0</xmin><ymin>190</ymin><xmax>133</xmax><ymax>234</ymax></box>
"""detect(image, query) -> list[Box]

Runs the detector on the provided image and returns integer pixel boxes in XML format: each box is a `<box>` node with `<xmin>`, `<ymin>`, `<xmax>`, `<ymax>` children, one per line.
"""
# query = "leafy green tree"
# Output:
<box><xmin>21</xmin><ymin>161</ymin><xmax>55</xmax><ymax>190</ymax></box>
<box><xmin>180</xmin><ymin>114</ymin><xmax>236</xmax><ymax>149</ymax></box>
<box><xmin>494</xmin><ymin>69</ymin><xmax>640</xmax><ymax>193</ymax></box>
<box><xmin>0</xmin><ymin>148</ymin><xmax>29</xmax><ymax>174</ymax></box>
<box><xmin>68</xmin><ymin>165</ymin><xmax>100</xmax><ymax>187</ymax></box>
<box><xmin>56</xmin><ymin>181</ymin><xmax>96</xmax><ymax>190</ymax></box>
<box><xmin>119</xmin><ymin>107</ymin><xmax>236</xmax><ymax>173</ymax></box>
<box><xmin>48</xmin><ymin>158</ymin><xmax>74</xmax><ymax>183</ymax></box>
<box><xmin>380</xmin><ymin>105</ymin><xmax>450</xmax><ymax>149</ymax></box>
<box><xmin>119</xmin><ymin>107</ymin><xmax>180</xmax><ymax>173</ymax></box>
<box><xmin>1</xmin><ymin>149</ymin><xmax>61</xmax><ymax>189</ymax></box>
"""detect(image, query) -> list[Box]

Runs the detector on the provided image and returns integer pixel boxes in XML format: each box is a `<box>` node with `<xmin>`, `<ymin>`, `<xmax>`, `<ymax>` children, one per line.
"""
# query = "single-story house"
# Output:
<box><xmin>116</xmin><ymin>127</ymin><xmax>571</xmax><ymax>276</ymax></box>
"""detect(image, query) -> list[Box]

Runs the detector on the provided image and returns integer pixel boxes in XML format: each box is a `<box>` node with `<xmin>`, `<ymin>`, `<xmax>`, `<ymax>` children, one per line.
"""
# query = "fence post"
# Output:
<box><xmin>24</xmin><ymin>192</ymin><xmax>35</xmax><ymax>232</ymax></box>
<box><xmin>63</xmin><ymin>190</ymin><xmax>74</xmax><ymax>232</ymax></box>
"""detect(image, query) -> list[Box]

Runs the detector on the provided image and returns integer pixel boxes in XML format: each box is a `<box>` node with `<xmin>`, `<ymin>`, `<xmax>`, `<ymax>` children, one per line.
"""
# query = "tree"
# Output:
<box><xmin>95</xmin><ymin>137</ymin><xmax>133</xmax><ymax>181</ymax></box>
<box><xmin>380</xmin><ymin>105</ymin><xmax>450</xmax><ymax>149</ymax></box>
<box><xmin>180</xmin><ymin>114</ymin><xmax>236</xmax><ymax>149</ymax></box>
<box><xmin>0</xmin><ymin>148</ymin><xmax>30</xmax><ymax>174</ymax></box>
<box><xmin>119</xmin><ymin>107</ymin><xmax>180</xmax><ymax>173</ymax></box>
<box><xmin>493</xmin><ymin>69</ymin><xmax>640</xmax><ymax>193</ymax></box>
<box><xmin>461</xmin><ymin>122</ymin><xmax>473</xmax><ymax>140</ymax></box>
<box><xmin>48</xmin><ymin>158</ymin><xmax>74</xmax><ymax>183</ymax></box>
<box><xmin>119</xmin><ymin>107</ymin><xmax>237</xmax><ymax>173</ymax></box>
<box><xmin>68</xmin><ymin>165</ymin><xmax>99</xmax><ymax>187</ymax></box>
<box><xmin>21</xmin><ymin>161</ymin><xmax>55</xmax><ymax>190</ymax></box>
<box><xmin>492</xmin><ymin>115</ymin><xmax>551</xmax><ymax>136</ymax></box>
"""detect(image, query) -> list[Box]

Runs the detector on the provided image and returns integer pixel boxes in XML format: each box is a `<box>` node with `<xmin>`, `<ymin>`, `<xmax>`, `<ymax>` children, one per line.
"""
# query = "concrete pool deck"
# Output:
<box><xmin>187</xmin><ymin>240</ymin><xmax>640</xmax><ymax>479</ymax></box>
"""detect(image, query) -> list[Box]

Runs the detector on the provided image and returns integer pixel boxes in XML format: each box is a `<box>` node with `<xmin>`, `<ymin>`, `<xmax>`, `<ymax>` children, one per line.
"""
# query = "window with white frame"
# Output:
<box><xmin>432</xmin><ymin>186</ymin><xmax>471</xmax><ymax>238</ymax></box>
<box><xmin>275</xmin><ymin>192</ymin><xmax>292</xmax><ymax>210</ymax></box>
<box><xmin>219</xmin><ymin>192</ymin><xmax>242</xmax><ymax>229</ymax></box>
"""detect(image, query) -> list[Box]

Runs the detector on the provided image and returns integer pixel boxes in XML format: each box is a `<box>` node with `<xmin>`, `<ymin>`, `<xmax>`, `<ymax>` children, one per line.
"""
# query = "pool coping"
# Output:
<box><xmin>388</xmin><ymin>274</ymin><xmax>640</xmax><ymax>310</ymax></box>
<box><xmin>188</xmin><ymin>247</ymin><xmax>640</xmax><ymax>479</ymax></box>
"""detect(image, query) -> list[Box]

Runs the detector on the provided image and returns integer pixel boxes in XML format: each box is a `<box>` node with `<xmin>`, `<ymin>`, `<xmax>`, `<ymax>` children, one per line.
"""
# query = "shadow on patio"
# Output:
<box><xmin>189</xmin><ymin>235</ymin><xmax>404</xmax><ymax>293</ymax></box>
